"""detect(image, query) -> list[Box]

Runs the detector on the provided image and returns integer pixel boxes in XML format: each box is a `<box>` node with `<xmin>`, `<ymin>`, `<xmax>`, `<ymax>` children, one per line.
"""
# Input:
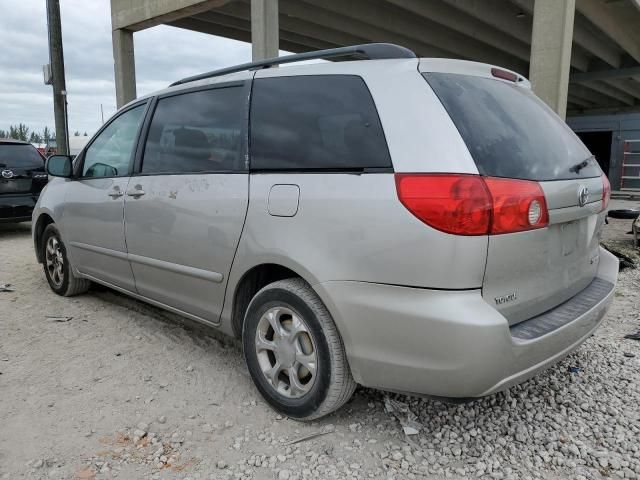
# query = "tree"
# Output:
<box><xmin>83</xmin><ymin>132</ymin><xmax>88</xmax><ymax>136</ymax></box>
<box><xmin>43</xmin><ymin>126</ymin><xmax>52</xmax><ymax>144</ymax></box>
<box><xmin>0</xmin><ymin>129</ymin><xmax>7</xmax><ymax>139</ymax></box>
<box><xmin>29</xmin><ymin>131</ymin><xmax>43</xmax><ymax>143</ymax></box>
<box><xmin>8</xmin><ymin>123</ymin><xmax>30</xmax><ymax>141</ymax></box>
<box><xmin>73</xmin><ymin>130</ymin><xmax>80</xmax><ymax>136</ymax></box>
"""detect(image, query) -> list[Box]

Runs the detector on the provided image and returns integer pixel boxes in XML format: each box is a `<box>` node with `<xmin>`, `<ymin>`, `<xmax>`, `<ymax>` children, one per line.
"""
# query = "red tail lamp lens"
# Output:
<box><xmin>395</xmin><ymin>174</ymin><xmax>549</xmax><ymax>236</ymax></box>
<box><xmin>483</xmin><ymin>177</ymin><xmax>549</xmax><ymax>234</ymax></box>
<box><xmin>395</xmin><ymin>174</ymin><xmax>491</xmax><ymax>235</ymax></box>
<box><xmin>601</xmin><ymin>174</ymin><xmax>611</xmax><ymax>212</ymax></box>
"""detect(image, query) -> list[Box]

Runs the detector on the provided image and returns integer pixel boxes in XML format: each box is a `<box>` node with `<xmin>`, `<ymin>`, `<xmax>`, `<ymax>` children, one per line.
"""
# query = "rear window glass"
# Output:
<box><xmin>250</xmin><ymin>75</ymin><xmax>391</xmax><ymax>171</ymax></box>
<box><xmin>0</xmin><ymin>144</ymin><xmax>44</xmax><ymax>168</ymax></box>
<box><xmin>425</xmin><ymin>73</ymin><xmax>601</xmax><ymax>181</ymax></box>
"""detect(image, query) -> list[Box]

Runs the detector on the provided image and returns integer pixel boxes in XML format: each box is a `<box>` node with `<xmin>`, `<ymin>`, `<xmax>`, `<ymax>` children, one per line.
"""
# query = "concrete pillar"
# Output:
<box><xmin>251</xmin><ymin>0</ymin><xmax>279</xmax><ymax>61</ymax></box>
<box><xmin>113</xmin><ymin>28</ymin><xmax>137</xmax><ymax>109</ymax></box>
<box><xmin>529</xmin><ymin>0</ymin><xmax>576</xmax><ymax>120</ymax></box>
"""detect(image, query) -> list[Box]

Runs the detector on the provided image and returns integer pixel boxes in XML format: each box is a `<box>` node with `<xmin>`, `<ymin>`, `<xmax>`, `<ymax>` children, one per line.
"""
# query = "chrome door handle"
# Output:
<box><xmin>126</xmin><ymin>185</ymin><xmax>145</xmax><ymax>198</ymax></box>
<box><xmin>108</xmin><ymin>188</ymin><xmax>123</xmax><ymax>198</ymax></box>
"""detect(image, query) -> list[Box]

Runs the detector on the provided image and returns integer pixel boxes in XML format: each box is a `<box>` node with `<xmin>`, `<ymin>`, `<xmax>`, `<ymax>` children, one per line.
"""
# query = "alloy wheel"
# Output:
<box><xmin>45</xmin><ymin>236</ymin><xmax>64</xmax><ymax>288</ymax></box>
<box><xmin>254</xmin><ymin>306</ymin><xmax>317</xmax><ymax>398</ymax></box>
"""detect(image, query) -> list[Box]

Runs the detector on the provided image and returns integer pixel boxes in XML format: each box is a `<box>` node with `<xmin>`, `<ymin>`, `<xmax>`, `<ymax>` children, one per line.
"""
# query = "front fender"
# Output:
<box><xmin>32</xmin><ymin>178</ymin><xmax>68</xmax><ymax>262</ymax></box>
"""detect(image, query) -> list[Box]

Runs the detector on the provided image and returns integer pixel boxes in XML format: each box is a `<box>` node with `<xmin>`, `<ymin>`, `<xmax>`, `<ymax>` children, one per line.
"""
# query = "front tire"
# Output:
<box><xmin>243</xmin><ymin>278</ymin><xmax>356</xmax><ymax>420</ymax></box>
<box><xmin>41</xmin><ymin>224</ymin><xmax>91</xmax><ymax>296</ymax></box>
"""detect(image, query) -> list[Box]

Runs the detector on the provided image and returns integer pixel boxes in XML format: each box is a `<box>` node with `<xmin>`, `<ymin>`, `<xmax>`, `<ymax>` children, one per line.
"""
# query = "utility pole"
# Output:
<box><xmin>46</xmin><ymin>0</ymin><xmax>69</xmax><ymax>155</ymax></box>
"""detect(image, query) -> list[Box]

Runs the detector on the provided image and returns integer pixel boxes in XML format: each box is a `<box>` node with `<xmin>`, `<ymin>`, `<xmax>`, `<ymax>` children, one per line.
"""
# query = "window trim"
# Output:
<box><xmin>248</xmin><ymin>74</ymin><xmax>394</xmax><ymax>173</ymax></box>
<box><xmin>73</xmin><ymin>99</ymin><xmax>151</xmax><ymax>180</ymax></box>
<box><xmin>133</xmin><ymin>80</ymin><xmax>251</xmax><ymax>177</ymax></box>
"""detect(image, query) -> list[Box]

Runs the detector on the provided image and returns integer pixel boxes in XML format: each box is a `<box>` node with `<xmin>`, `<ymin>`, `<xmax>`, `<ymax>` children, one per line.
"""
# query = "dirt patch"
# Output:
<box><xmin>1</xmin><ymin>220</ymin><xmax>638</xmax><ymax>480</ymax></box>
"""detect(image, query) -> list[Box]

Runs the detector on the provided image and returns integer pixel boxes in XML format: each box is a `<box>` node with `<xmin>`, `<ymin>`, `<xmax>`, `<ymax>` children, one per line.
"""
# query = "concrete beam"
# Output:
<box><xmin>572</xmin><ymin>13</ymin><xmax>621</xmax><ymax>68</ymax></box>
<box><xmin>567</xmin><ymin>94</ymin><xmax>595</xmax><ymax>108</ymax></box>
<box><xmin>442</xmin><ymin>0</ymin><xmax>589</xmax><ymax>73</ymax></box>
<box><xmin>575</xmin><ymin>0</ymin><xmax>640</xmax><ymax>63</ymax></box>
<box><xmin>568</xmin><ymin>104</ymin><xmax>640</xmax><ymax>116</ymax></box>
<box><xmin>298</xmin><ymin>0</ymin><xmax>527</xmax><ymax>74</ymax></box>
<box><xmin>511</xmin><ymin>0</ymin><xmax>622</xmax><ymax>68</ymax></box>
<box><xmin>197</xmin><ymin>6</ymin><xmax>369</xmax><ymax>50</ymax></box>
<box><xmin>529</xmin><ymin>0</ymin><xmax>575</xmax><ymax>118</ymax></box>
<box><xmin>251</xmin><ymin>0</ymin><xmax>279</xmax><ymax>60</ymax></box>
<box><xmin>569</xmin><ymin>83</ymin><xmax>625</xmax><ymax>108</ymax></box>
<box><xmin>169</xmin><ymin>17</ymin><xmax>329</xmax><ymax>52</ymax></box>
<box><xmin>112</xmin><ymin>28</ymin><xmax>136</xmax><ymax>108</ymax></box>
<box><xmin>575</xmin><ymin>80</ymin><xmax>635</xmax><ymax>106</ymax></box>
<box><xmin>193</xmin><ymin>10</ymin><xmax>352</xmax><ymax>49</ymax></box>
<box><xmin>385</xmin><ymin>0</ymin><xmax>531</xmax><ymax>62</ymax></box>
<box><xmin>571</xmin><ymin>66</ymin><xmax>640</xmax><ymax>83</ymax></box>
<box><xmin>604</xmin><ymin>78</ymin><xmax>640</xmax><ymax>101</ymax></box>
<box><xmin>273</xmin><ymin>0</ymin><xmax>457</xmax><ymax>59</ymax></box>
<box><xmin>111</xmin><ymin>0</ymin><xmax>231</xmax><ymax>31</ymax></box>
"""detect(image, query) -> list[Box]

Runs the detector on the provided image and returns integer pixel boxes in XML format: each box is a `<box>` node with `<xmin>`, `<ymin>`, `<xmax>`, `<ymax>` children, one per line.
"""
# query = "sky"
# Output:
<box><xmin>0</xmin><ymin>0</ymin><xmax>255</xmax><ymax>137</ymax></box>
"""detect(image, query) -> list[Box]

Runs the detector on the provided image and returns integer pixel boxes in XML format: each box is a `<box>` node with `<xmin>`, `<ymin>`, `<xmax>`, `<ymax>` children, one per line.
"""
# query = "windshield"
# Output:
<box><xmin>0</xmin><ymin>144</ymin><xmax>45</xmax><ymax>168</ymax></box>
<box><xmin>424</xmin><ymin>73</ymin><xmax>601</xmax><ymax>181</ymax></box>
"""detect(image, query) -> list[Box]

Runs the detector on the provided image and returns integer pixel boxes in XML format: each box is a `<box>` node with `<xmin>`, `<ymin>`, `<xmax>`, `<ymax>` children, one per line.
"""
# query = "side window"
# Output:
<box><xmin>141</xmin><ymin>86</ymin><xmax>245</xmax><ymax>174</ymax></box>
<box><xmin>250</xmin><ymin>75</ymin><xmax>391</xmax><ymax>170</ymax></box>
<box><xmin>82</xmin><ymin>104</ymin><xmax>146</xmax><ymax>178</ymax></box>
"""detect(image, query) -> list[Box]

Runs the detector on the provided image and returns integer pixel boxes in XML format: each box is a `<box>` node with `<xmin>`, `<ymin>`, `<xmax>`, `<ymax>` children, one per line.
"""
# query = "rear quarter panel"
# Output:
<box><xmin>219</xmin><ymin>173</ymin><xmax>489</xmax><ymax>335</ymax></box>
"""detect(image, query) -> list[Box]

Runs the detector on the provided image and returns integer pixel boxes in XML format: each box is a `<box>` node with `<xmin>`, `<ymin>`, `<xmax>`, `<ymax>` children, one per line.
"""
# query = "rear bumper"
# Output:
<box><xmin>0</xmin><ymin>194</ymin><xmax>38</xmax><ymax>222</ymax></box>
<box><xmin>314</xmin><ymin>246</ymin><xmax>618</xmax><ymax>398</ymax></box>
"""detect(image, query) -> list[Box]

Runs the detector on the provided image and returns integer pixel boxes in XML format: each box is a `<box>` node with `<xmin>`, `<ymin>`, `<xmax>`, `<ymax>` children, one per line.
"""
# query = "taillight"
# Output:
<box><xmin>601</xmin><ymin>174</ymin><xmax>611</xmax><ymax>212</ymax></box>
<box><xmin>395</xmin><ymin>174</ymin><xmax>549</xmax><ymax>236</ymax></box>
<box><xmin>395</xmin><ymin>174</ymin><xmax>491</xmax><ymax>235</ymax></box>
<box><xmin>483</xmin><ymin>177</ymin><xmax>549</xmax><ymax>234</ymax></box>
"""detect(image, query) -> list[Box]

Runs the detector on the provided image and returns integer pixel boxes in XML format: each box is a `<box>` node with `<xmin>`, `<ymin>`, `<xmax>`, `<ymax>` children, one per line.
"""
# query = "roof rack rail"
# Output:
<box><xmin>169</xmin><ymin>43</ymin><xmax>416</xmax><ymax>87</ymax></box>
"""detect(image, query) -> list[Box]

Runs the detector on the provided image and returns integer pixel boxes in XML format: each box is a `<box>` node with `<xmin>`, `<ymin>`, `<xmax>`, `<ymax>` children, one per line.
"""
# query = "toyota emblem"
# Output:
<box><xmin>1</xmin><ymin>170</ymin><xmax>14</xmax><ymax>179</ymax></box>
<box><xmin>577</xmin><ymin>185</ymin><xmax>589</xmax><ymax>207</ymax></box>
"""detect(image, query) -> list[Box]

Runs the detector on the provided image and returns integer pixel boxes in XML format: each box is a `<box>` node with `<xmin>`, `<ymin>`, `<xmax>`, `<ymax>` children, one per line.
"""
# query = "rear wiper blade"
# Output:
<box><xmin>569</xmin><ymin>155</ymin><xmax>594</xmax><ymax>174</ymax></box>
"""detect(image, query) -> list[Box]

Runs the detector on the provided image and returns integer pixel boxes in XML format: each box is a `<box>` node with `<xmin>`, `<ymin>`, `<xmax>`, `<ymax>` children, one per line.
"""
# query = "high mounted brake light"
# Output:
<box><xmin>491</xmin><ymin>68</ymin><xmax>518</xmax><ymax>83</ymax></box>
<box><xmin>395</xmin><ymin>174</ymin><xmax>549</xmax><ymax>236</ymax></box>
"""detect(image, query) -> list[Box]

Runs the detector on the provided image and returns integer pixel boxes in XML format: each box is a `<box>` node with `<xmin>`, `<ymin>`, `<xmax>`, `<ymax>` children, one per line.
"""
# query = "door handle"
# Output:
<box><xmin>126</xmin><ymin>185</ymin><xmax>145</xmax><ymax>198</ymax></box>
<box><xmin>108</xmin><ymin>188</ymin><xmax>123</xmax><ymax>198</ymax></box>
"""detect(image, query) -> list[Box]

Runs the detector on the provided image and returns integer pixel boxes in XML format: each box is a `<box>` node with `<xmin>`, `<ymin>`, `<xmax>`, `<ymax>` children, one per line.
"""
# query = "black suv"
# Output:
<box><xmin>0</xmin><ymin>139</ymin><xmax>48</xmax><ymax>223</ymax></box>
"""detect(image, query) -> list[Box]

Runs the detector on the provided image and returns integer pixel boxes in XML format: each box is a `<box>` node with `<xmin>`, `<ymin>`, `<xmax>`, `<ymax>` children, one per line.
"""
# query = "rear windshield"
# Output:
<box><xmin>424</xmin><ymin>73</ymin><xmax>601</xmax><ymax>181</ymax></box>
<box><xmin>0</xmin><ymin>144</ymin><xmax>44</xmax><ymax>168</ymax></box>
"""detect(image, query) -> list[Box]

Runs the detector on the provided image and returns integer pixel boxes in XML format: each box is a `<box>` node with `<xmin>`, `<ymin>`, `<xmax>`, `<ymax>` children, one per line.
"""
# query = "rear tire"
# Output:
<box><xmin>242</xmin><ymin>278</ymin><xmax>356</xmax><ymax>421</ymax></box>
<box><xmin>41</xmin><ymin>224</ymin><xmax>91</xmax><ymax>297</ymax></box>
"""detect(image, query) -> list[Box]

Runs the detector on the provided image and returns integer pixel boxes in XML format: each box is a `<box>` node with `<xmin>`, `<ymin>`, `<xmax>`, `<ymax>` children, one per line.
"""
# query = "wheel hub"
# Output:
<box><xmin>274</xmin><ymin>336</ymin><xmax>296</xmax><ymax>367</ymax></box>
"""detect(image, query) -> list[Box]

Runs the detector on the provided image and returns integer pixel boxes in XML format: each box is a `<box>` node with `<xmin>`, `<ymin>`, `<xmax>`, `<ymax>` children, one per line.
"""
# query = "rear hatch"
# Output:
<box><xmin>424</xmin><ymin>70</ymin><xmax>607</xmax><ymax>325</ymax></box>
<box><xmin>0</xmin><ymin>143</ymin><xmax>47</xmax><ymax>195</ymax></box>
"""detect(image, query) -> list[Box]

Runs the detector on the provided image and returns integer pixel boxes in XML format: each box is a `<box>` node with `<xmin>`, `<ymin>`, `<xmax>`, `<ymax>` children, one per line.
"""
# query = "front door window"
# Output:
<box><xmin>82</xmin><ymin>105</ymin><xmax>146</xmax><ymax>178</ymax></box>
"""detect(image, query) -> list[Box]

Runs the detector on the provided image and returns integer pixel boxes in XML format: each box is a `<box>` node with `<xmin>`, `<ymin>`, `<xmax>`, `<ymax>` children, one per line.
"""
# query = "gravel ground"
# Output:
<box><xmin>1</xmin><ymin>211</ymin><xmax>639</xmax><ymax>480</ymax></box>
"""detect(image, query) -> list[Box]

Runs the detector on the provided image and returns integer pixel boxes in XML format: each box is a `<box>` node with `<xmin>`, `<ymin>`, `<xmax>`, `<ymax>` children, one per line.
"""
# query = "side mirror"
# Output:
<box><xmin>46</xmin><ymin>155</ymin><xmax>73</xmax><ymax>178</ymax></box>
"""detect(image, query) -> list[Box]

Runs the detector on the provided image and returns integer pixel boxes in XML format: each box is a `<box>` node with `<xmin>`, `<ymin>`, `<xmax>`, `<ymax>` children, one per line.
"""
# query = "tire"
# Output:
<box><xmin>41</xmin><ymin>224</ymin><xmax>91</xmax><ymax>296</ymax></box>
<box><xmin>242</xmin><ymin>278</ymin><xmax>356</xmax><ymax>421</ymax></box>
<box><xmin>607</xmin><ymin>209</ymin><xmax>640</xmax><ymax>220</ymax></box>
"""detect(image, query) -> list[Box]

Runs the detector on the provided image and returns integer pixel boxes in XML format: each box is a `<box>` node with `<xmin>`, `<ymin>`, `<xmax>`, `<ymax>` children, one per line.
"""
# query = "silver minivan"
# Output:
<box><xmin>33</xmin><ymin>44</ymin><xmax>618</xmax><ymax>420</ymax></box>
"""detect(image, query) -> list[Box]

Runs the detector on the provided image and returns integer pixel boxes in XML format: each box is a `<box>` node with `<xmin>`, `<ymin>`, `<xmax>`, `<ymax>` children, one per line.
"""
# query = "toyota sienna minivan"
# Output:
<box><xmin>33</xmin><ymin>44</ymin><xmax>617</xmax><ymax>420</ymax></box>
